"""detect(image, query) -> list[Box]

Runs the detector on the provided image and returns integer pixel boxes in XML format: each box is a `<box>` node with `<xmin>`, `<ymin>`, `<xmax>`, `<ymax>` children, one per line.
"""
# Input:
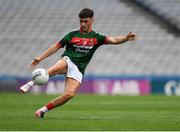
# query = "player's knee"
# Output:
<box><xmin>48</xmin><ymin>65</ymin><xmax>67</xmax><ymax>76</ymax></box>
<box><xmin>48</xmin><ymin>68</ymin><xmax>59</xmax><ymax>76</ymax></box>
<box><xmin>65</xmin><ymin>91</ymin><xmax>75</xmax><ymax>98</ymax></box>
<box><xmin>50</xmin><ymin>70</ymin><xmax>58</xmax><ymax>76</ymax></box>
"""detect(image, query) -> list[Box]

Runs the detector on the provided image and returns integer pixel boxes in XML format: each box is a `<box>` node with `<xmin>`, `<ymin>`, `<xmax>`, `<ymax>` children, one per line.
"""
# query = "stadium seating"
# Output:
<box><xmin>135</xmin><ymin>0</ymin><xmax>180</xmax><ymax>22</ymax></box>
<box><xmin>0</xmin><ymin>0</ymin><xmax>180</xmax><ymax>76</ymax></box>
<box><xmin>134</xmin><ymin>0</ymin><xmax>180</xmax><ymax>33</ymax></box>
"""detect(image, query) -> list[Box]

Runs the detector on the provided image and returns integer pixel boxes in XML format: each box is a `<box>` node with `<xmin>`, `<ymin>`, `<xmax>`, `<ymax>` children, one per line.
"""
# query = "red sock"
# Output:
<box><xmin>46</xmin><ymin>102</ymin><xmax>54</xmax><ymax>111</ymax></box>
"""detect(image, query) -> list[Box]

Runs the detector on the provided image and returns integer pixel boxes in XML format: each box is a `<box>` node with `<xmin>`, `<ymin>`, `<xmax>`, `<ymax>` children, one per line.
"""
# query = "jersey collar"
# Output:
<box><xmin>80</xmin><ymin>27</ymin><xmax>93</xmax><ymax>34</ymax></box>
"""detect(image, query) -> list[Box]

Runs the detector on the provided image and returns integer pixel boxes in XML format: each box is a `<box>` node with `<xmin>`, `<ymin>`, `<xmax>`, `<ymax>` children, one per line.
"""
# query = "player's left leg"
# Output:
<box><xmin>20</xmin><ymin>81</ymin><xmax>34</xmax><ymax>93</ymax></box>
<box><xmin>20</xmin><ymin>59</ymin><xmax>67</xmax><ymax>93</ymax></box>
<box><xmin>35</xmin><ymin>77</ymin><xmax>81</xmax><ymax>118</ymax></box>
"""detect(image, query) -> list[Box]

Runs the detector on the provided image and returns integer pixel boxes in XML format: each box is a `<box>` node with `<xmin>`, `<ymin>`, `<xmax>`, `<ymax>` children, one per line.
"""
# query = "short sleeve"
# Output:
<box><xmin>58</xmin><ymin>32</ymin><xmax>71</xmax><ymax>47</ymax></box>
<box><xmin>96</xmin><ymin>32</ymin><xmax>107</xmax><ymax>45</ymax></box>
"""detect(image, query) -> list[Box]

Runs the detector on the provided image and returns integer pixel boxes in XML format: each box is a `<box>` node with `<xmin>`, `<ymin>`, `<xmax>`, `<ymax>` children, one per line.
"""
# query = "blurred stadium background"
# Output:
<box><xmin>0</xmin><ymin>0</ymin><xmax>180</xmax><ymax>95</ymax></box>
<box><xmin>1</xmin><ymin>0</ymin><xmax>180</xmax><ymax>131</ymax></box>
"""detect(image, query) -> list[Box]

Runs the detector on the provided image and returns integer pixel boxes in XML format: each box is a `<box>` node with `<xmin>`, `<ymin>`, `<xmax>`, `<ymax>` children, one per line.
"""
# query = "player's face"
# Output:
<box><xmin>80</xmin><ymin>17</ymin><xmax>93</xmax><ymax>33</ymax></box>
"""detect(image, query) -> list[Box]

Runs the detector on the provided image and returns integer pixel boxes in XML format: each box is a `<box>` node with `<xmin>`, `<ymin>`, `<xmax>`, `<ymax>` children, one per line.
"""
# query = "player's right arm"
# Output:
<box><xmin>29</xmin><ymin>43</ymin><xmax>62</xmax><ymax>69</ymax></box>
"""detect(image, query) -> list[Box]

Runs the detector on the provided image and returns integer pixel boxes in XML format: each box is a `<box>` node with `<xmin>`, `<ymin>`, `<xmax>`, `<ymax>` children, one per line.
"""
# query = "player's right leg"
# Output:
<box><xmin>35</xmin><ymin>77</ymin><xmax>81</xmax><ymax>118</ymax></box>
<box><xmin>20</xmin><ymin>59</ymin><xmax>67</xmax><ymax>93</ymax></box>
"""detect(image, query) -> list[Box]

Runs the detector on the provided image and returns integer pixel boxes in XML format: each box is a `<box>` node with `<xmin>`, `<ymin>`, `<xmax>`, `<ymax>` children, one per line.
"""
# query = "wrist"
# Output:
<box><xmin>34</xmin><ymin>57</ymin><xmax>41</xmax><ymax>62</ymax></box>
<box><xmin>125</xmin><ymin>36</ymin><xmax>129</xmax><ymax>41</ymax></box>
<box><xmin>123</xmin><ymin>36</ymin><xmax>128</xmax><ymax>42</ymax></box>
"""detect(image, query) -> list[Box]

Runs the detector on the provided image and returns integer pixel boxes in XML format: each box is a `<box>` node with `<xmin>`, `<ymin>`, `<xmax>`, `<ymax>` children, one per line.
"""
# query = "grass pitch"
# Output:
<box><xmin>0</xmin><ymin>93</ymin><xmax>180</xmax><ymax>131</ymax></box>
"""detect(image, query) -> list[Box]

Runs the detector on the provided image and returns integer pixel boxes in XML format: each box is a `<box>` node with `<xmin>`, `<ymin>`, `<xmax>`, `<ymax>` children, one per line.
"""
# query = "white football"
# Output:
<box><xmin>32</xmin><ymin>68</ymin><xmax>49</xmax><ymax>86</ymax></box>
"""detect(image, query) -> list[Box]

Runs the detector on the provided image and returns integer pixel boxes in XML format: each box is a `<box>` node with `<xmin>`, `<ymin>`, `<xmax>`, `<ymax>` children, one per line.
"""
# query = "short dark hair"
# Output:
<box><xmin>79</xmin><ymin>8</ymin><xmax>94</xmax><ymax>18</ymax></box>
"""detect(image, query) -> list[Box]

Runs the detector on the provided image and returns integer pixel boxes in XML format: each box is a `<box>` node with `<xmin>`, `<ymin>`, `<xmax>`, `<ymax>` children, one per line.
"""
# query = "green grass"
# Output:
<box><xmin>0</xmin><ymin>93</ymin><xmax>180</xmax><ymax>130</ymax></box>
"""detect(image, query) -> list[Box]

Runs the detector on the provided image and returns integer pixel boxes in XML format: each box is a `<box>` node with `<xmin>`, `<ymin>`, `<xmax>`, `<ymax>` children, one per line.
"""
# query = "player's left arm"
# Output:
<box><xmin>106</xmin><ymin>32</ymin><xmax>136</xmax><ymax>45</ymax></box>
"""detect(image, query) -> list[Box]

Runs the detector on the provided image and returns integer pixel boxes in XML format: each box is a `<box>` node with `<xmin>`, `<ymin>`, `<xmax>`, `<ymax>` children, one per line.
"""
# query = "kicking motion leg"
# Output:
<box><xmin>20</xmin><ymin>81</ymin><xmax>34</xmax><ymax>93</ymax></box>
<box><xmin>20</xmin><ymin>59</ymin><xmax>67</xmax><ymax>93</ymax></box>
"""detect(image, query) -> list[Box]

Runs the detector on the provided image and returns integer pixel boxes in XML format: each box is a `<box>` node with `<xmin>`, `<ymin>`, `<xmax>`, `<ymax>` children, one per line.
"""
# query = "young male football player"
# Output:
<box><xmin>20</xmin><ymin>8</ymin><xmax>136</xmax><ymax>118</ymax></box>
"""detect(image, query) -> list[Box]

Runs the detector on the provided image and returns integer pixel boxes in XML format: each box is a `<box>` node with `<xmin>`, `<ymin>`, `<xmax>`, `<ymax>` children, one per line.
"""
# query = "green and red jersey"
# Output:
<box><xmin>57</xmin><ymin>30</ymin><xmax>107</xmax><ymax>75</ymax></box>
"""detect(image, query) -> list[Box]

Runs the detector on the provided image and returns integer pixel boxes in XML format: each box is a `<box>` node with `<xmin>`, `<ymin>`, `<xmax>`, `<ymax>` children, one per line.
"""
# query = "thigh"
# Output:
<box><xmin>64</xmin><ymin>77</ymin><xmax>81</xmax><ymax>94</ymax></box>
<box><xmin>48</xmin><ymin>59</ymin><xmax>68</xmax><ymax>76</ymax></box>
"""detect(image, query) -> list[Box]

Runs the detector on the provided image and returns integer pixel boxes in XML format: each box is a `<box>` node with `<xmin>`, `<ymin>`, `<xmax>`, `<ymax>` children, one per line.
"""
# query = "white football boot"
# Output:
<box><xmin>35</xmin><ymin>109</ymin><xmax>45</xmax><ymax>118</ymax></box>
<box><xmin>20</xmin><ymin>81</ymin><xmax>34</xmax><ymax>93</ymax></box>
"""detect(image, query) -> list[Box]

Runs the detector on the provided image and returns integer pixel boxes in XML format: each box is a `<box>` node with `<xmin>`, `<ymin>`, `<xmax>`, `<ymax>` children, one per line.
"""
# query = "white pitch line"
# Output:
<box><xmin>79</xmin><ymin>116</ymin><xmax>123</xmax><ymax>119</ymax></box>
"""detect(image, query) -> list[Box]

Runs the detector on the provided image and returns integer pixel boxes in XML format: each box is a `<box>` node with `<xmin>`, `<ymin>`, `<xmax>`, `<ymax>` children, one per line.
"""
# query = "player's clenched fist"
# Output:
<box><xmin>126</xmin><ymin>32</ymin><xmax>136</xmax><ymax>41</ymax></box>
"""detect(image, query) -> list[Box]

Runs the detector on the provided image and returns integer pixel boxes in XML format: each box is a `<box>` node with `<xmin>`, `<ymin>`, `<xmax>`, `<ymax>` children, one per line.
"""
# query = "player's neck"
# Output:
<box><xmin>80</xmin><ymin>27</ymin><xmax>92</xmax><ymax>34</ymax></box>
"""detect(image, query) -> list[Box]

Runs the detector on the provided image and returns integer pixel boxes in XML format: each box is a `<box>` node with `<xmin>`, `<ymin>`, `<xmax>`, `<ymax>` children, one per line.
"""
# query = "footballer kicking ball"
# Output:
<box><xmin>32</xmin><ymin>68</ymin><xmax>49</xmax><ymax>86</ymax></box>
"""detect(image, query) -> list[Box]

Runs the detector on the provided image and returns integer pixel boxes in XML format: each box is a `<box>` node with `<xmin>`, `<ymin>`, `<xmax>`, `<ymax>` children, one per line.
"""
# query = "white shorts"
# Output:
<box><xmin>62</xmin><ymin>56</ymin><xmax>83</xmax><ymax>83</ymax></box>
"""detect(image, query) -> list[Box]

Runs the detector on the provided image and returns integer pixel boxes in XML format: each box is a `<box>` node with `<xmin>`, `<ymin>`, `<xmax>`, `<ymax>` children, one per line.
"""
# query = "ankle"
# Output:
<box><xmin>46</xmin><ymin>102</ymin><xmax>55</xmax><ymax>111</ymax></box>
<box><xmin>38</xmin><ymin>102</ymin><xmax>54</xmax><ymax>113</ymax></box>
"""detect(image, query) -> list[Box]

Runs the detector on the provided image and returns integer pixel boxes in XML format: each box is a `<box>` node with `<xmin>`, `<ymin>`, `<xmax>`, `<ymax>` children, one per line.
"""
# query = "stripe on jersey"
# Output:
<box><xmin>70</xmin><ymin>37</ymin><xmax>98</xmax><ymax>46</ymax></box>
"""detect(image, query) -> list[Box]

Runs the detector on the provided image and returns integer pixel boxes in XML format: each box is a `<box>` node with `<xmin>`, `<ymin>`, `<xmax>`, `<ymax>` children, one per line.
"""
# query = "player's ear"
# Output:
<box><xmin>91</xmin><ymin>18</ymin><xmax>94</xmax><ymax>23</ymax></box>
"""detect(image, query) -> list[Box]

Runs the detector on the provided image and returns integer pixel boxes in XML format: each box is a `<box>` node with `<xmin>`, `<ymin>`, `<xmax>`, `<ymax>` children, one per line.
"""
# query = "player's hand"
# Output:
<box><xmin>126</xmin><ymin>32</ymin><xmax>136</xmax><ymax>41</ymax></box>
<box><xmin>29</xmin><ymin>58</ymin><xmax>40</xmax><ymax>70</ymax></box>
